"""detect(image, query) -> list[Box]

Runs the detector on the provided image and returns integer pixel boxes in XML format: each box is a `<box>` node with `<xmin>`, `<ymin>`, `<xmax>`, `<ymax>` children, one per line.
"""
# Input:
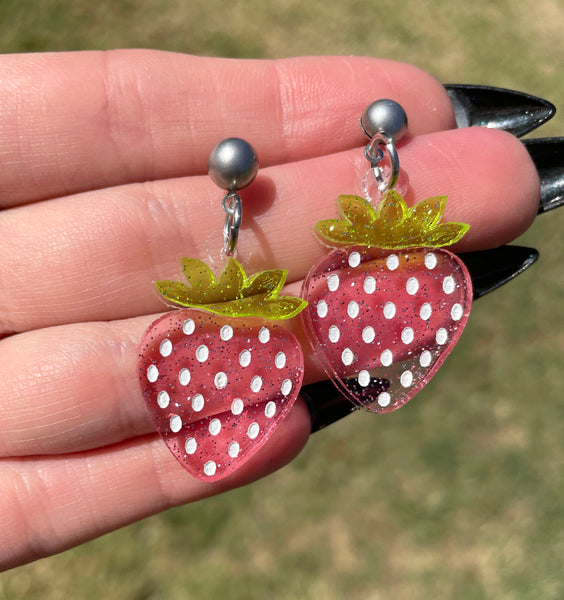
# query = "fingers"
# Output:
<box><xmin>0</xmin><ymin>317</ymin><xmax>155</xmax><ymax>456</ymax></box>
<box><xmin>0</xmin><ymin>401</ymin><xmax>311</xmax><ymax>570</ymax></box>
<box><xmin>0</xmin><ymin>52</ymin><xmax>452</xmax><ymax>208</ymax></box>
<box><xmin>0</xmin><ymin>128</ymin><xmax>539</xmax><ymax>334</ymax></box>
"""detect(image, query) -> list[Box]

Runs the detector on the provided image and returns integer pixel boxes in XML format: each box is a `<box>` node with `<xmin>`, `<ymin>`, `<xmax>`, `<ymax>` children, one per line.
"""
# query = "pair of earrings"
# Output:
<box><xmin>138</xmin><ymin>100</ymin><xmax>472</xmax><ymax>481</ymax></box>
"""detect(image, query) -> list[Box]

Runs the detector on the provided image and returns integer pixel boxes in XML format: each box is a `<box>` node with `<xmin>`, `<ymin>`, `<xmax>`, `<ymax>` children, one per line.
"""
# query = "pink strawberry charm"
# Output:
<box><xmin>139</xmin><ymin>257</ymin><xmax>306</xmax><ymax>481</ymax></box>
<box><xmin>302</xmin><ymin>190</ymin><xmax>472</xmax><ymax>413</ymax></box>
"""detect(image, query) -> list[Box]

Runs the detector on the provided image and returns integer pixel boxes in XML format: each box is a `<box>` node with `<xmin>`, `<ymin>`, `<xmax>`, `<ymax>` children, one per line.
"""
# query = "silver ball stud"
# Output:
<box><xmin>208</xmin><ymin>138</ymin><xmax>259</xmax><ymax>192</ymax></box>
<box><xmin>361</xmin><ymin>99</ymin><xmax>408</xmax><ymax>142</ymax></box>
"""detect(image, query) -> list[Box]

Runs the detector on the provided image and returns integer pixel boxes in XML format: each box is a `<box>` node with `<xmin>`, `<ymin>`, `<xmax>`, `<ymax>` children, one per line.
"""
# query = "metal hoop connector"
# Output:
<box><xmin>222</xmin><ymin>192</ymin><xmax>242</xmax><ymax>256</ymax></box>
<box><xmin>364</xmin><ymin>132</ymin><xmax>400</xmax><ymax>193</ymax></box>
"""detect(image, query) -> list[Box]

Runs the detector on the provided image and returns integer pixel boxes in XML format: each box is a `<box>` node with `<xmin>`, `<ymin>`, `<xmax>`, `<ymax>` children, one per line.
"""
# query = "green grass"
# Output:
<box><xmin>0</xmin><ymin>1</ymin><xmax>562</xmax><ymax>598</ymax></box>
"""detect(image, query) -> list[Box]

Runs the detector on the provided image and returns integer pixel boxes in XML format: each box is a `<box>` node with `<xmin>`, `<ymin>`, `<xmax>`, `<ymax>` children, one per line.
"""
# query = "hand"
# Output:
<box><xmin>0</xmin><ymin>50</ymin><xmax>539</xmax><ymax>570</ymax></box>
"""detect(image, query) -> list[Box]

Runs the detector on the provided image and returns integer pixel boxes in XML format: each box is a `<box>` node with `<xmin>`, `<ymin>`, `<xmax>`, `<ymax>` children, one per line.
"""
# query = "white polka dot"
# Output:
<box><xmin>400</xmin><ymin>371</ymin><xmax>413</xmax><ymax>388</ymax></box>
<box><xmin>380</xmin><ymin>349</ymin><xmax>393</xmax><ymax>367</ymax></box>
<box><xmin>420</xmin><ymin>303</ymin><xmax>432</xmax><ymax>320</ymax></box>
<box><xmin>228</xmin><ymin>441</ymin><xmax>240</xmax><ymax>458</ymax></box>
<box><xmin>341</xmin><ymin>348</ymin><xmax>354</xmax><ymax>366</ymax></box>
<box><xmin>192</xmin><ymin>394</ymin><xmax>204</xmax><ymax>412</ymax></box>
<box><xmin>209</xmin><ymin>418</ymin><xmax>221</xmax><ymax>436</ymax></box>
<box><xmin>265</xmin><ymin>401</ymin><xmax>276</xmax><ymax>418</ymax></box>
<box><xmin>378</xmin><ymin>392</ymin><xmax>391</xmax><ymax>407</ymax></box>
<box><xmin>170</xmin><ymin>415</ymin><xmax>182</xmax><ymax>433</ymax></box>
<box><xmin>251</xmin><ymin>376</ymin><xmax>262</xmax><ymax>393</ymax></box>
<box><xmin>451</xmin><ymin>303</ymin><xmax>463</xmax><ymax>321</ymax></box>
<box><xmin>157</xmin><ymin>390</ymin><xmax>170</xmax><ymax>408</ymax></box>
<box><xmin>347</xmin><ymin>301</ymin><xmax>360</xmax><ymax>319</ymax></box>
<box><xmin>436</xmin><ymin>328</ymin><xmax>448</xmax><ymax>345</ymax></box>
<box><xmin>327</xmin><ymin>274</ymin><xmax>340</xmax><ymax>291</ymax></box>
<box><xmin>406</xmin><ymin>277</ymin><xmax>419</xmax><ymax>295</ymax></box>
<box><xmin>317</xmin><ymin>300</ymin><xmax>328</xmax><ymax>318</ymax></box>
<box><xmin>443</xmin><ymin>276</ymin><xmax>455</xmax><ymax>294</ymax></box>
<box><xmin>214</xmin><ymin>372</ymin><xmax>228</xmax><ymax>389</ymax></box>
<box><xmin>328</xmin><ymin>325</ymin><xmax>340</xmax><ymax>343</ymax></box>
<box><xmin>281</xmin><ymin>379</ymin><xmax>292</xmax><ymax>396</ymax></box>
<box><xmin>358</xmin><ymin>370</ymin><xmax>370</xmax><ymax>387</ymax></box>
<box><xmin>425</xmin><ymin>253</ymin><xmax>437</xmax><ymax>269</ymax></box>
<box><xmin>419</xmin><ymin>350</ymin><xmax>432</xmax><ymax>367</ymax></box>
<box><xmin>275</xmin><ymin>352</ymin><xmax>286</xmax><ymax>369</ymax></box>
<box><xmin>220</xmin><ymin>325</ymin><xmax>233</xmax><ymax>341</ymax></box>
<box><xmin>196</xmin><ymin>345</ymin><xmax>209</xmax><ymax>362</ymax></box>
<box><xmin>383</xmin><ymin>302</ymin><xmax>396</xmax><ymax>319</ymax></box>
<box><xmin>348</xmin><ymin>251</ymin><xmax>361</xmax><ymax>267</ymax></box>
<box><xmin>231</xmin><ymin>398</ymin><xmax>244</xmax><ymax>415</ymax></box>
<box><xmin>182</xmin><ymin>319</ymin><xmax>195</xmax><ymax>335</ymax></box>
<box><xmin>401</xmin><ymin>327</ymin><xmax>414</xmax><ymax>344</ymax></box>
<box><xmin>386</xmin><ymin>254</ymin><xmax>399</xmax><ymax>270</ymax></box>
<box><xmin>179</xmin><ymin>368</ymin><xmax>191</xmax><ymax>386</ymax></box>
<box><xmin>159</xmin><ymin>339</ymin><xmax>172</xmax><ymax>357</ymax></box>
<box><xmin>147</xmin><ymin>365</ymin><xmax>159</xmax><ymax>383</ymax></box>
<box><xmin>363</xmin><ymin>276</ymin><xmax>376</xmax><ymax>294</ymax></box>
<box><xmin>362</xmin><ymin>326</ymin><xmax>375</xmax><ymax>344</ymax></box>
<box><xmin>185</xmin><ymin>437</ymin><xmax>197</xmax><ymax>454</ymax></box>
<box><xmin>258</xmin><ymin>327</ymin><xmax>270</xmax><ymax>343</ymax></box>
<box><xmin>204</xmin><ymin>461</ymin><xmax>217</xmax><ymax>476</ymax></box>
<box><xmin>239</xmin><ymin>350</ymin><xmax>251</xmax><ymax>367</ymax></box>
<box><xmin>247</xmin><ymin>422</ymin><xmax>260</xmax><ymax>439</ymax></box>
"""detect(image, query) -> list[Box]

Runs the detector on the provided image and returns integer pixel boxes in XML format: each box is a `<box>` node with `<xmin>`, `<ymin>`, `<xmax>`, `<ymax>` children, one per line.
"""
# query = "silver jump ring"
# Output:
<box><xmin>222</xmin><ymin>192</ymin><xmax>242</xmax><ymax>256</ymax></box>
<box><xmin>363</xmin><ymin>142</ymin><xmax>384</xmax><ymax>166</ymax></box>
<box><xmin>364</xmin><ymin>132</ymin><xmax>400</xmax><ymax>192</ymax></box>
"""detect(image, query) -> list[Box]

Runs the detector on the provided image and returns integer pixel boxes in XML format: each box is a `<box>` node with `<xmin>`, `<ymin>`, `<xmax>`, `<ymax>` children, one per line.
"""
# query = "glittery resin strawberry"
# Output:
<box><xmin>302</xmin><ymin>190</ymin><xmax>472</xmax><ymax>413</ymax></box>
<box><xmin>139</xmin><ymin>257</ymin><xmax>306</xmax><ymax>481</ymax></box>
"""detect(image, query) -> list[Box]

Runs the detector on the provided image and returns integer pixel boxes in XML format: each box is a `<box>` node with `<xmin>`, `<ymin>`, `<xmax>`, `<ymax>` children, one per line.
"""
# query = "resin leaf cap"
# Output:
<box><xmin>315</xmin><ymin>190</ymin><xmax>470</xmax><ymax>249</ymax></box>
<box><xmin>156</xmin><ymin>257</ymin><xmax>307</xmax><ymax>320</ymax></box>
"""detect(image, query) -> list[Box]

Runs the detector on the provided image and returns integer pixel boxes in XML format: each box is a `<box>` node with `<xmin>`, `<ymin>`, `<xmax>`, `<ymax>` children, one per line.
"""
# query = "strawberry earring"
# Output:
<box><xmin>138</xmin><ymin>138</ymin><xmax>307</xmax><ymax>481</ymax></box>
<box><xmin>302</xmin><ymin>100</ymin><xmax>473</xmax><ymax>413</ymax></box>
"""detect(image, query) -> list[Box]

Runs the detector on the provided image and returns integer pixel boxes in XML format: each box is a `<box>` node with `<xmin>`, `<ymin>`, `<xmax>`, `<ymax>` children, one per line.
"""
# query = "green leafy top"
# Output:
<box><xmin>315</xmin><ymin>190</ymin><xmax>469</xmax><ymax>249</ymax></box>
<box><xmin>156</xmin><ymin>257</ymin><xmax>306</xmax><ymax>320</ymax></box>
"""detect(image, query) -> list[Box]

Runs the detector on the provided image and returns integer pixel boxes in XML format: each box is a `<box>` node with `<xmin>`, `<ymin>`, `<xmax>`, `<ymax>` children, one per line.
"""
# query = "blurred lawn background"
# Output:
<box><xmin>0</xmin><ymin>0</ymin><xmax>562</xmax><ymax>598</ymax></box>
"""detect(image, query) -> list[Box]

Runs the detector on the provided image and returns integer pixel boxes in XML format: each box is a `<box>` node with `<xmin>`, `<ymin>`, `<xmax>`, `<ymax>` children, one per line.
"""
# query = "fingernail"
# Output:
<box><xmin>445</xmin><ymin>84</ymin><xmax>556</xmax><ymax>137</ymax></box>
<box><xmin>305</xmin><ymin>244</ymin><xmax>539</xmax><ymax>432</ymax></box>
<box><xmin>459</xmin><ymin>245</ymin><xmax>539</xmax><ymax>299</ymax></box>
<box><xmin>522</xmin><ymin>137</ymin><xmax>564</xmax><ymax>213</ymax></box>
<box><xmin>301</xmin><ymin>379</ymin><xmax>358</xmax><ymax>433</ymax></box>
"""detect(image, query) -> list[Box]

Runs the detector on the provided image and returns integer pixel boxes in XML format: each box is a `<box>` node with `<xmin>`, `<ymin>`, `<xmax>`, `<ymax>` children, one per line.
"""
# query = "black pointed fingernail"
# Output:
<box><xmin>522</xmin><ymin>137</ymin><xmax>564</xmax><ymax>213</ymax></box>
<box><xmin>445</xmin><ymin>84</ymin><xmax>556</xmax><ymax>137</ymax></box>
<box><xmin>302</xmin><ymin>379</ymin><xmax>358</xmax><ymax>433</ymax></box>
<box><xmin>304</xmin><ymin>244</ymin><xmax>539</xmax><ymax>432</ymax></box>
<box><xmin>459</xmin><ymin>245</ymin><xmax>539</xmax><ymax>299</ymax></box>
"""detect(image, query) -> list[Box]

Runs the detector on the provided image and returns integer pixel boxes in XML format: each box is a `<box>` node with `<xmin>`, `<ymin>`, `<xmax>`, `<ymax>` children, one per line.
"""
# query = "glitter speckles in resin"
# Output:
<box><xmin>139</xmin><ymin>309</ymin><xmax>303</xmax><ymax>481</ymax></box>
<box><xmin>302</xmin><ymin>245</ymin><xmax>471</xmax><ymax>412</ymax></box>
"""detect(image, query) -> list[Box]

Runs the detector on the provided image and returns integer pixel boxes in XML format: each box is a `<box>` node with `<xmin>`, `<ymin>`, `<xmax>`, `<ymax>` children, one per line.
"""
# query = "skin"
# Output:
<box><xmin>0</xmin><ymin>51</ymin><xmax>539</xmax><ymax>570</ymax></box>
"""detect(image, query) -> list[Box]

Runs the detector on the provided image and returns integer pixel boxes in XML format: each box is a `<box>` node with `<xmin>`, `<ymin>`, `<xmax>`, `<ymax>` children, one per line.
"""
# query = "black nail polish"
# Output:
<box><xmin>445</xmin><ymin>84</ymin><xmax>556</xmax><ymax>137</ymax></box>
<box><xmin>304</xmin><ymin>244</ymin><xmax>539</xmax><ymax>432</ymax></box>
<box><xmin>459</xmin><ymin>245</ymin><xmax>539</xmax><ymax>299</ymax></box>
<box><xmin>301</xmin><ymin>379</ymin><xmax>358</xmax><ymax>433</ymax></box>
<box><xmin>522</xmin><ymin>137</ymin><xmax>564</xmax><ymax>214</ymax></box>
